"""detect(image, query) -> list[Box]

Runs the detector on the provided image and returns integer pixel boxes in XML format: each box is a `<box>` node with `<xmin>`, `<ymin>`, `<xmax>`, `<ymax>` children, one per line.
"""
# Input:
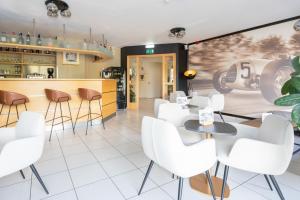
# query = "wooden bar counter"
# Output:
<box><xmin>0</xmin><ymin>79</ymin><xmax>117</xmax><ymax>127</ymax></box>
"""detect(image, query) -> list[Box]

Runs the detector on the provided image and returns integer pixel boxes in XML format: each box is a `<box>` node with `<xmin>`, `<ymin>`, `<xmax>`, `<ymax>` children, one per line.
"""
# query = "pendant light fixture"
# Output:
<box><xmin>169</xmin><ymin>27</ymin><xmax>186</xmax><ymax>38</ymax></box>
<box><xmin>45</xmin><ymin>0</ymin><xmax>71</xmax><ymax>17</ymax></box>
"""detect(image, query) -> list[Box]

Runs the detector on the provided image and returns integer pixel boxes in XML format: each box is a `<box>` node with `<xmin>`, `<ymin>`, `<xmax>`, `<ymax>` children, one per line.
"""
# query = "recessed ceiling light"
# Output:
<box><xmin>146</xmin><ymin>44</ymin><xmax>155</xmax><ymax>48</ymax></box>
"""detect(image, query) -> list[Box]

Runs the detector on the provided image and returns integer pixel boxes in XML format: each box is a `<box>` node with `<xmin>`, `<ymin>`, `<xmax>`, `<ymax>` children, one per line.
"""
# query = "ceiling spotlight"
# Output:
<box><xmin>45</xmin><ymin>0</ymin><xmax>71</xmax><ymax>18</ymax></box>
<box><xmin>169</xmin><ymin>27</ymin><xmax>186</xmax><ymax>38</ymax></box>
<box><xmin>294</xmin><ymin>19</ymin><xmax>300</xmax><ymax>31</ymax></box>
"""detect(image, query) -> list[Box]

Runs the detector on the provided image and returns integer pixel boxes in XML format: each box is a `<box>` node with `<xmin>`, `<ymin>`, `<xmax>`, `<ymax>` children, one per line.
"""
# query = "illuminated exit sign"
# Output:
<box><xmin>146</xmin><ymin>48</ymin><xmax>154</xmax><ymax>54</ymax></box>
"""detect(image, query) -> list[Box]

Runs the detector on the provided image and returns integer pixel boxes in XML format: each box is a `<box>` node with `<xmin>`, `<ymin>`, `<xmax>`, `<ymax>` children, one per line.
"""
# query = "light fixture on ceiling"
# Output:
<box><xmin>145</xmin><ymin>43</ymin><xmax>155</xmax><ymax>49</ymax></box>
<box><xmin>169</xmin><ymin>27</ymin><xmax>186</xmax><ymax>38</ymax></box>
<box><xmin>294</xmin><ymin>19</ymin><xmax>300</xmax><ymax>31</ymax></box>
<box><xmin>45</xmin><ymin>0</ymin><xmax>71</xmax><ymax>17</ymax></box>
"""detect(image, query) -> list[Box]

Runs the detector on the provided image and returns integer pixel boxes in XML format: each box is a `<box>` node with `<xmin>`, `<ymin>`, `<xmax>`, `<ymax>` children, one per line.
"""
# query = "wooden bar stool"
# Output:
<box><xmin>73</xmin><ymin>88</ymin><xmax>105</xmax><ymax>135</ymax></box>
<box><xmin>0</xmin><ymin>90</ymin><xmax>29</xmax><ymax>127</ymax></box>
<box><xmin>45</xmin><ymin>89</ymin><xmax>74</xmax><ymax>141</ymax></box>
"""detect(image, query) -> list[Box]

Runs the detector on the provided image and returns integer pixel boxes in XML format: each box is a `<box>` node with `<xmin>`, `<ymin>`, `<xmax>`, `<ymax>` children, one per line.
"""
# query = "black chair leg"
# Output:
<box><xmin>205</xmin><ymin>171</ymin><xmax>216</xmax><ymax>200</ymax></box>
<box><xmin>263</xmin><ymin>174</ymin><xmax>273</xmax><ymax>191</ymax></box>
<box><xmin>219</xmin><ymin>111</ymin><xmax>225</xmax><ymax>122</ymax></box>
<box><xmin>138</xmin><ymin>160</ymin><xmax>154</xmax><ymax>195</ymax></box>
<box><xmin>214</xmin><ymin>161</ymin><xmax>220</xmax><ymax>177</ymax></box>
<box><xmin>85</xmin><ymin>101</ymin><xmax>91</xmax><ymax>135</ymax></box>
<box><xmin>269</xmin><ymin>175</ymin><xmax>285</xmax><ymax>200</ymax></box>
<box><xmin>24</xmin><ymin>103</ymin><xmax>27</xmax><ymax>111</ymax></box>
<box><xmin>0</xmin><ymin>104</ymin><xmax>3</xmax><ymax>115</ymax></box>
<box><xmin>89</xmin><ymin>100</ymin><xmax>92</xmax><ymax>127</ymax></box>
<box><xmin>49</xmin><ymin>102</ymin><xmax>58</xmax><ymax>141</ymax></box>
<box><xmin>15</xmin><ymin>105</ymin><xmax>19</xmax><ymax>119</ymax></box>
<box><xmin>45</xmin><ymin>101</ymin><xmax>51</xmax><ymax>120</ymax></box>
<box><xmin>178</xmin><ymin>177</ymin><xmax>183</xmax><ymax>200</ymax></box>
<box><xmin>59</xmin><ymin>102</ymin><xmax>64</xmax><ymax>131</ymax></box>
<box><xmin>19</xmin><ymin>170</ymin><xmax>25</xmax><ymax>179</ymax></box>
<box><xmin>67</xmin><ymin>101</ymin><xmax>75</xmax><ymax>135</ymax></box>
<box><xmin>5</xmin><ymin>105</ymin><xmax>11</xmax><ymax>127</ymax></box>
<box><xmin>99</xmin><ymin>99</ymin><xmax>105</xmax><ymax>129</ymax></box>
<box><xmin>220</xmin><ymin>165</ymin><xmax>229</xmax><ymax>200</ymax></box>
<box><xmin>30</xmin><ymin>164</ymin><xmax>49</xmax><ymax>194</ymax></box>
<box><xmin>73</xmin><ymin>99</ymin><xmax>83</xmax><ymax>131</ymax></box>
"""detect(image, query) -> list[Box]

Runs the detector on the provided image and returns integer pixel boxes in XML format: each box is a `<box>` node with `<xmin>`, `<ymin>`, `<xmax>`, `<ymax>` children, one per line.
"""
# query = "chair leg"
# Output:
<box><xmin>205</xmin><ymin>171</ymin><xmax>216</xmax><ymax>200</ymax></box>
<box><xmin>219</xmin><ymin>111</ymin><xmax>225</xmax><ymax>122</ymax></box>
<box><xmin>49</xmin><ymin>102</ymin><xmax>58</xmax><ymax>141</ymax></box>
<box><xmin>214</xmin><ymin>161</ymin><xmax>220</xmax><ymax>177</ymax></box>
<box><xmin>15</xmin><ymin>105</ymin><xmax>19</xmax><ymax>119</ymax></box>
<box><xmin>5</xmin><ymin>105</ymin><xmax>11</xmax><ymax>127</ymax></box>
<box><xmin>45</xmin><ymin>101</ymin><xmax>51</xmax><ymax>120</ymax></box>
<box><xmin>89</xmin><ymin>100</ymin><xmax>92</xmax><ymax>127</ymax></box>
<box><xmin>67</xmin><ymin>101</ymin><xmax>75</xmax><ymax>135</ymax></box>
<box><xmin>73</xmin><ymin>99</ymin><xmax>83</xmax><ymax>131</ymax></box>
<box><xmin>138</xmin><ymin>160</ymin><xmax>154</xmax><ymax>195</ymax></box>
<box><xmin>30</xmin><ymin>164</ymin><xmax>49</xmax><ymax>194</ymax></box>
<box><xmin>24</xmin><ymin>103</ymin><xmax>27</xmax><ymax>111</ymax></box>
<box><xmin>19</xmin><ymin>170</ymin><xmax>25</xmax><ymax>179</ymax></box>
<box><xmin>178</xmin><ymin>177</ymin><xmax>183</xmax><ymax>200</ymax></box>
<box><xmin>0</xmin><ymin>104</ymin><xmax>3</xmax><ymax>115</ymax></box>
<box><xmin>269</xmin><ymin>175</ymin><xmax>285</xmax><ymax>200</ymax></box>
<box><xmin>59</xmin><ymin>102</ymin><xmax>64</xmax><ymax>131</ymax></box>
<box><xmin>263</xmin><ymin>174</ymin><xmax>273</xmax><ymax>191</ymax></box>
<box><xmin>85</xmin><ymin>101</ymin><xmax>91</xmax><ymax>135</ymax></box>
<box><xmin>99</xmin><ymin>99</ymin><xmax>105</xmax><ymax>130</ymax></box>
<box><xmin>220</xmin><ymin>165</ymin><xmax>229</xmax><ymax>200</ymax></box>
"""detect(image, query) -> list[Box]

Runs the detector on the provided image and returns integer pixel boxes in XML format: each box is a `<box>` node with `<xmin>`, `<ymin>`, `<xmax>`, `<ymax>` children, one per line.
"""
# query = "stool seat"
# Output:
<box><xmin>45</xmin><ymin>89</ymin><xmax>71</xmax><ymax>103</ymax></box>
<box><xmin>0</xmin><ymin>90</ymin><xmax>29</xmax><ymax>105</ymax></box>
<box><xmin>78</xmin><ymin>88</ymin><xmax>102</xmax><ymax>101</ymax></box>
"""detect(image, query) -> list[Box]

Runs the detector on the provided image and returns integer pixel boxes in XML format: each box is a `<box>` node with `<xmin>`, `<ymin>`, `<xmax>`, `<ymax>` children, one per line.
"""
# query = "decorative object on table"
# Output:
<box><xmin>17</xmin><ymin>32</ymin><xmax>24</xmax><ymax>44</ymax></box>
<box><xmin>184</xmin><ymin>69</ymin><xmax>197</xmax><ymax>94</ymax></box>
<box><xmin>62</xmin><ymin>52</ymin><xmax>79</xmax><ymax>65</ymax></box>
<box><xmin>0</xmin><ymin>32</ymin><xmax>7</xmax><ymax>42</ymax></box>
<box><xmin>169</xmin><ymin>27</ymin><xmax>186</xmax><ymax>38</ymax></box>
<box><xmin>47</xmin><ymin>68</ymin><xmax>54</xmax><ymax>78</ymax></box>
<box><xmin>36</xmin><ymin>34</ymin><xmax>42</xmax><ymax>45</ymax></box>
<box><xmin>25</xmin><ymin>32</ymin><xmax>31</xmax><ymax>45</ymax></box>
<box><xmin>45</xmin><ymin>0</ymin><xmax>71</xmax><ymax>17</ymax></box>
<box><xmin>198</xmin><ymin>107</ymin><xmax>214</xmax><ymax>126</ymax></box>
<box><xmin>274</xmin><ymin>56</ymin><xmax>300</xmax><ymax>127</ymax></box>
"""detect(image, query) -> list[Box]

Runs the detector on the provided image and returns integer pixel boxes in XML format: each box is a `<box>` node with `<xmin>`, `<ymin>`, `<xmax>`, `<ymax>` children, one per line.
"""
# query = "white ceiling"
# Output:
<box><xmin>0</xmin><ymin>0</ymin><xmax>300</xmax><ymax>47</ymax></box>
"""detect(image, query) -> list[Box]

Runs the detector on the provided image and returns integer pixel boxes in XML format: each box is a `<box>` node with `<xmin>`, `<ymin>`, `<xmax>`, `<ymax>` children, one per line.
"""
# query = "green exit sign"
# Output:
<box><xmin>146</xmin><ymin>48</ymin><xmax>154</xmax><ymax>54</ymax></box>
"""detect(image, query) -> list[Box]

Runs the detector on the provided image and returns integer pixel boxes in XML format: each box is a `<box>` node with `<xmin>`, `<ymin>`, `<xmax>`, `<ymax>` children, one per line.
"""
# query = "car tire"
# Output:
<box><xmin>260</xmin><ymin>59</ymin><xmax>294</xmax><ymax>103</ymax></box>
<box><xmin>213</xmin><ymin>70</ymin><xmax>233</xmax><ymax>94</ymax></box>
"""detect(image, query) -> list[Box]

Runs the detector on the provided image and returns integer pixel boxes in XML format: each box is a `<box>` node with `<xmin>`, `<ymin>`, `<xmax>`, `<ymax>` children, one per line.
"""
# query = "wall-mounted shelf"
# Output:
<box><xmin>0</xmin><ymin>42</ymin><xmax>113</xmax><ymax>60</ymax></box>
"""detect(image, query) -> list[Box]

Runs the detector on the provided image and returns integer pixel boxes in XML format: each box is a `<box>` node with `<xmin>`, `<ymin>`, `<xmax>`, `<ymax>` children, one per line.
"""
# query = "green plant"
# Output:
<box><xmin>129</xmin><ymin>84</ymin><xmax>136</xmax><ymax>103</ymax></box>
<box><xmin>275</xmin><ymin>56</ymin><xmax>300</xmax><ymax>127</ymax></box>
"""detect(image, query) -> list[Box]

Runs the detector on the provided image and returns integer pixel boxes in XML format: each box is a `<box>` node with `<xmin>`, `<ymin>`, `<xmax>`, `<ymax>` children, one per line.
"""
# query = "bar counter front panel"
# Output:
<box><xmin>0</xmin><ymin>79</ymin><xmax>117</xmax><ymax>127</ymax></box>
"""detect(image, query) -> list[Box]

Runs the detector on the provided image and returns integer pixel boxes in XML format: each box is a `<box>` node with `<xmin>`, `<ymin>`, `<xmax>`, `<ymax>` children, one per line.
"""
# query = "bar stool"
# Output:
<box><xmin>0</xmin><ymin>90</ymin><xmax>29</xmax><ymax>127</ymax></box>
<box><xmin>45</xmin><ymin>89</ymin><xmax>74</xmax><ymax>141</ymax></box>
<box><xmin>73</xmin><ymin>88</ymin><xmax>105</xmax><ymax>135</ymax></box>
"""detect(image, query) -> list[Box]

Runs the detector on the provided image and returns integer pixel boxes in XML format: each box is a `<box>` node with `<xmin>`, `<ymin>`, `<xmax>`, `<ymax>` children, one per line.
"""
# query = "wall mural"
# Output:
<box><xmin>188</xmin><ymin>20</ymin><xmax>300</xmax><ymax>115</ymax></box>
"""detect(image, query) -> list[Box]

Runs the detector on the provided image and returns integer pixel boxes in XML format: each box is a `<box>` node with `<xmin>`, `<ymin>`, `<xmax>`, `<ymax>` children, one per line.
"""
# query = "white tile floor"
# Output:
<box><xmin>1</xmin><ymin>99</ymin><xmax>300</xmax><ymax>200</ymax></box>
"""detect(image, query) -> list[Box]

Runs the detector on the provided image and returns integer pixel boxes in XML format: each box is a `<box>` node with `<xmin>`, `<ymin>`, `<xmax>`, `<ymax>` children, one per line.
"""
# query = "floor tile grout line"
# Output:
<box><xmin>55</xmin><ymin>131</ymin><xmax>80</xmax><ymax>200</ymax></box>
<box><xmin>77</xmin><ymin>128</ymin><xmax>128</xmax><ymax>200</ymax></box>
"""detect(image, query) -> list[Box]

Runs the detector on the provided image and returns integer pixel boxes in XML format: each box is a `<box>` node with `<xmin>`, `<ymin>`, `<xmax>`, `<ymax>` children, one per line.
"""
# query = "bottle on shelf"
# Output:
<box><xmin>36</xmin><ymin>34</ymin><xmax>42</xmax><ymax>46</ymax></box>
<box><xmin>0</xmin><ymin>32</ymin><xmax>7</xmax><ymax>42</ymax></box>
<box><xmin>10</xmin><ymin>32</ymin><xmax>17</xmax><ymax>43</ymax></box>
<box><xmin>25</xmin><ymin>32</ymin><xmax>31</xmax><ymax>45</ymax></box>
<box><xmin>18</xmin><ymin>33</ymin><xmax>24</xmax><ymax>44</ymax></box>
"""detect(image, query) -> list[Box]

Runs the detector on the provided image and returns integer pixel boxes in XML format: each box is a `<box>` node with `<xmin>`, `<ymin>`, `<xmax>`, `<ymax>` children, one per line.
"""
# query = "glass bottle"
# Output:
<box><xmin>25</xmin><ymin>32</ymin><xmax>31</xmax><ymax>45</ymax></box>
<box><xmin>0</xmin><ymin>32</ymin><xmax>7</xmax><ymax>42</ymax></box>
<box><xmin>10</xmin><ymin>32</ymin><xmax>17</xmax><ymax>43</ymax></box>
<box><xmin>36</xmin><ymin>34</ymin><xmax>42</xmax><ymax>45</ymax></box>
<box><xmin>18</xmin><ymin>33</ymin><xmax>24</xmax><ymax>44</ymax></box>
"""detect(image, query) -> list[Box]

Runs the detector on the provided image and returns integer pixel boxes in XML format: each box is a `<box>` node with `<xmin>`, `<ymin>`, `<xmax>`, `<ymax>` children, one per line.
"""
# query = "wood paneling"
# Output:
<box><xmin>102</xmin><ymin>92</ymin><xmax>116</xmax><ymax>106</ymax></box>
<box><xmin>102</xmin><ymin>102</ymin><xmax>117</xmax><ymax>118</ymax></box>
<box><xmin>102</xmin><ymin>80</ymin><xmax>117</xmax><ymax>92</ymax></box>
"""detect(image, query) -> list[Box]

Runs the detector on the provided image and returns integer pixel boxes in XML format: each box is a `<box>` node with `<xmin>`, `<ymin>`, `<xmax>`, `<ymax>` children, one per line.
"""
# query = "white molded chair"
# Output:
<box><xmin>157</xmin><ymin>103</ymin><xmax>202</xmax><ymax>145</ymax></box>
<box><xmin>218</xmin><ymin>115</ymin><xmax>294</xmax><ymax>200</ymax></box>
<box><xmin>154</xmin><ymin>98</ymin><xmax>169</xmax><ymax>117</ymax></box>
<box><xmin>189</xmin><ymin>95</ymin><xmax>211</xmax><ymax>108</ymax></box>
<box><xmin>138</xmin><ymin>116</ymin><xmax>217</xmax><ymax>200</ymax></box>
<box><xmin>209</xmin><ymin>93</ymin><xmax>225</xmax><ymax>122</ymax></box>
<box><xmin>169</xmin><ymin>91</ymin><xmax>186</xmax><ymax>103</ymax></box>
<box><xmin>0</xmin><ymin>111</ymin><xmax>49</xmax><ymax>194</ymax></box>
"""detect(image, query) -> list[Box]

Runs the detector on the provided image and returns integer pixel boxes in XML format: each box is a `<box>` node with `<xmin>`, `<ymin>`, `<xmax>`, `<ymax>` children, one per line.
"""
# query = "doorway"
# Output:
<box><xmin>127</xmin><ymin>53</ymin><xmax>176</xmax><ymax>109</ymax></box>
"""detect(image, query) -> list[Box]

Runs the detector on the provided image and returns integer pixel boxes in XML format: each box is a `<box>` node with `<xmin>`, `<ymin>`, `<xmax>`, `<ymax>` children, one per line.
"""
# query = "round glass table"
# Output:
<box><xmin>184</xmin><ymin>120</ymin><xmax>237</xmax><ymax>198</ymax></box>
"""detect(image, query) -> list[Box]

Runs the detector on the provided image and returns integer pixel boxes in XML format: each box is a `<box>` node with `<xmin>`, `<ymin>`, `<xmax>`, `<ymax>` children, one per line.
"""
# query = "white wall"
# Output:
<box><xmin>139</xmin><ymin>62</ymin><xmax>162</xmax><ymax>98</ymax></box>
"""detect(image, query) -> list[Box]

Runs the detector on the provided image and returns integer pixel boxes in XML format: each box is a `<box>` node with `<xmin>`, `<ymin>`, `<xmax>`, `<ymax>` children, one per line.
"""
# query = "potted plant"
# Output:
<box><xmin>274</xmin><ymin>56</ymin><xmax>300</xmax><ymax>127</ymax></box>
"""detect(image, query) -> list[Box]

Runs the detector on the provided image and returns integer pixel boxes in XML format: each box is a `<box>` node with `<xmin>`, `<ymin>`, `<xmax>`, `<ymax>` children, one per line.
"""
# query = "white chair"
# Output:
<box><xmin>218</xmin><ymin>115</ymin><xmax>294</xmax><ymax>200</ymax></box>
<box><xmin>158</xmin><ymin>103</ymin><xmax>202</xmax><ymax>145</ymax></box>
<box><xmin>138</xmin><ymin>116</ymin><xmax>217</xmax><ymax>200</ymax></box>
<box><xmin>169</xmin><ymin>91</ymin><xmax>186</xmax><ymax>103</ymax></box>
<box><xmin>189</xmin><ymin>95</ymin><xmax>211</xmax><ymax>108</ymax></box>
<box><xmin>0</xmin><ymin>112</ymin><xmax>48</xmax><ymax>194</ymax></box>
<box><xmin>154</xmin><ymin>98</ymin><xmax>169</xmax><ymax>117</ymax></box>
<box><xmin>209</xmin><ymin>93</ymin><xmax>225</xmax><ymax>122</ymax></box>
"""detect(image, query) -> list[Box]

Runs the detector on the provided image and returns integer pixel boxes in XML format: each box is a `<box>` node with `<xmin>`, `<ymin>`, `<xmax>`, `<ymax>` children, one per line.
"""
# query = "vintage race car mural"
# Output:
<box><xmin>213</xmin><ymin>58</ymin><xmax>294</xmax><ymax>103</ymax></box>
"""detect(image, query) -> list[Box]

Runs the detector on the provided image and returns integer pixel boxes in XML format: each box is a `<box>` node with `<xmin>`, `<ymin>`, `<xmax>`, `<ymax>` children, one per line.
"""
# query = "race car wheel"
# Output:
<box><xmin>260</xmin><ymin>59</ymin><xmax>294</xmax><ymax>103</ymax></box>
<box><xmin>213</xmin><ymin>70</ymin><xmax>233</xmax><ymax>94</ymax></box>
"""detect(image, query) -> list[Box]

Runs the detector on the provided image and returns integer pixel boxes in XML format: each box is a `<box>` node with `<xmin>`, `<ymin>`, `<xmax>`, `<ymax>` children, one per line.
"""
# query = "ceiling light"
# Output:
<box><xmin>169</xmin><ymin>27</ymin><xmax>186</xmax><ymax>39</ymax></box>
<box><xmin>145</xmin><ymin>44</ymin><xmax>155</xmax><ymax>48</ymax></box>
<box><xmin>294</xmin><ymin>19</ymin><xmax>300</xmax><ymax>31</ymax></box>
<box><xmin>45</xmin><ymin>0</ymin><xmax>71</xmax><ymax>18</ymax></box>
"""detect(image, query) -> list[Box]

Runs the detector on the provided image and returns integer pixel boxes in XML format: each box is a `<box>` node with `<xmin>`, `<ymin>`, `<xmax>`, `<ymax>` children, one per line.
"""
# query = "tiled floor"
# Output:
<box><xmin>1</xmin><ymin>99</ymin><xmax>300</xmax><ymax>200</ymax></box>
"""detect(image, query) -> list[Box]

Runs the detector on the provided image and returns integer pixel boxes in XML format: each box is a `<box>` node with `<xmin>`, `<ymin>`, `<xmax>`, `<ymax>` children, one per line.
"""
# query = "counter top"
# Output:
<box><xmin>0</xmin><ymin>78</ymin><xmax>114</xmax><ymax>81</ymax></box>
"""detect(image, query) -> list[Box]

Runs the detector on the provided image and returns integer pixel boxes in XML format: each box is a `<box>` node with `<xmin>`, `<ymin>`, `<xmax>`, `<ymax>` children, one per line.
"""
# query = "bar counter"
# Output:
<box><xmin>0</xmin><ymin>78</ymin><xmax>117</xmax><ymax>126</ymax></box>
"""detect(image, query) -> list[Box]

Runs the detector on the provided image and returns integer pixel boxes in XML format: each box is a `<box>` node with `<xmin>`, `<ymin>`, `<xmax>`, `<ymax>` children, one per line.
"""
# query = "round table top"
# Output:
<box><xmin>184</xmin><ymin>120</ymin><xmax>237</xmax><ymax>136</ymax></box>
